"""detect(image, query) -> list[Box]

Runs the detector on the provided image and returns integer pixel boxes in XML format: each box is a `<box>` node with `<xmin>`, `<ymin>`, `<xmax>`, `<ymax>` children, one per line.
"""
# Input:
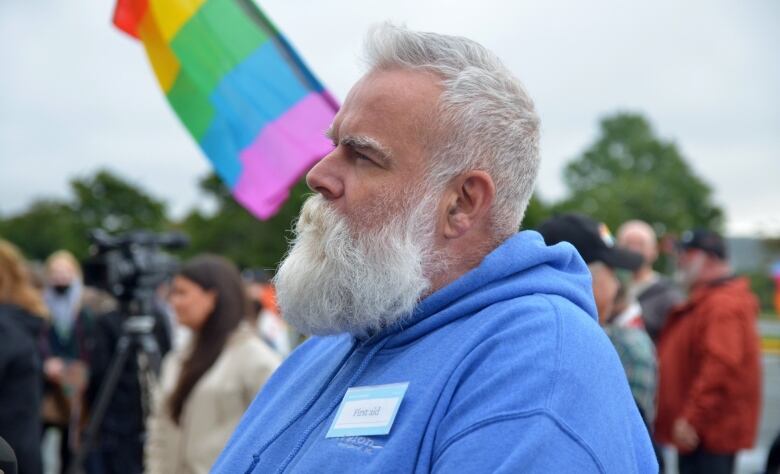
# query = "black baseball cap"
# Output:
<box><xmin>537</xmin><ymin>213</ymin><xmax>643</xmax><ymax>271</ymax></box>
<box><xmin>677</xmin><ymin>229</ymin><xmax>727</xmax><ymax>259</ymax></box>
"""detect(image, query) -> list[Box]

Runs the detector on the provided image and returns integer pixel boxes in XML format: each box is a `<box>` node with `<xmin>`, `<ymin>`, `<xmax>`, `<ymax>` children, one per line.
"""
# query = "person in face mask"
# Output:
<box><xmin>41</xmin><ymin>250</ymin><xmax>95</xmax><ymax>473</ymax></box>
<box><xmin>617</xmin><ymin>220</ymin><xmax>684</xmax><ymax>342</ymax></box>
<box><xmin>655</xmin><ymin>229</ymin><xmax>762</xmax><ymax>474</ymax></box>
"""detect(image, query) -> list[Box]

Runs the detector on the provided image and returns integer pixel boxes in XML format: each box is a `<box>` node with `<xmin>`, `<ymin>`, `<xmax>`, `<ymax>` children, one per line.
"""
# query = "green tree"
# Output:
<box><xmin>0</xmin><ymin>169</ymin><xmax>169</xmax><ymax>260</ymax></box>
<box><xmin>521</xmin><ymin>194</ymin><xmax>551</xmax><ymax>230</ymax></box>
<box><xmin>70</xmin><ymin>170</ymin><xmax>168</xmax><ymax>234</ymax></box>
<box><xmin>178</xmin><ymin>174</ymin><xmax>310</xmax><ymax>270</ymax></box>
<box><xmin>553</xmin><ymin>112</ymin><xmax>724</xmax><ymax>235</ymax></box>
<box><xmin>0</xmin><ymin>200</ymin><xmax>83</xmax><ymax>260</ymax></box>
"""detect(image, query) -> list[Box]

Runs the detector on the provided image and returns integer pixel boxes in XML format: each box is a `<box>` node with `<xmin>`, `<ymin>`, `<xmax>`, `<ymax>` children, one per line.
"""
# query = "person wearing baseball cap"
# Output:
<box><xmin>655</xmin><ymin>229</ymin><xmax>761</xmax><ymax>474</ymax></box>
<box><xmin>538</xmin><ymin>213</ymin><xmax>660</xmax><ymax>463</ymax></box>
<box><xmin>674</xmin><ymin>229</ymin><xmax>727</xmax><ymax>289</ymax></box>
<box><xmin>537</xmin><ymin>213</ymin><xmax>643</xmax><ymax>322</ymax></box>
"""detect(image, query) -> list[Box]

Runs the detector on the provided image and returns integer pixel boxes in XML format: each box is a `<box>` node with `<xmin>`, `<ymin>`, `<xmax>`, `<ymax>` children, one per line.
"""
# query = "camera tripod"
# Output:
<box><xmin>66</xmin><ymin>314</ymin><xmax>162</xmax><ymax>474</ymax></box>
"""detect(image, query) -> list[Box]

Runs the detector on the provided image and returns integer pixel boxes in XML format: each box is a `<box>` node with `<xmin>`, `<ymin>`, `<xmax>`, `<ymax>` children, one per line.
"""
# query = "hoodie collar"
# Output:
<box><xmin>357</xmin><ymin>231</ymin><xmax>596</xmax><ymax>350</ymax></box>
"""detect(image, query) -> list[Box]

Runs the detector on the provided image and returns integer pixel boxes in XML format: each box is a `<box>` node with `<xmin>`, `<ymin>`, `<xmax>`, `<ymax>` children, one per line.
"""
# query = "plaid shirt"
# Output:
<box><xmin>604</xmin><ymin>325</ymin><xmax>657</xmax><ymax>425</ymax></box>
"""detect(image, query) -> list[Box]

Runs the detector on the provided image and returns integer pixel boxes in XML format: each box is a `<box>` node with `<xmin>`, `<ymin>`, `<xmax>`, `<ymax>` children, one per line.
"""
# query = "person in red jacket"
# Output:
<box><xmin>655</xmin><ymin>229</ymin><xmax>762</xmax><ymax>474</ymax></box>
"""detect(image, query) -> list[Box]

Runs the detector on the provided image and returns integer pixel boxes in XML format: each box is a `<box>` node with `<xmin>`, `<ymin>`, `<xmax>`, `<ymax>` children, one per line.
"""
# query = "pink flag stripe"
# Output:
<box><xmin>234</xmin><ymin>92</ymin><xmax>335</xmax><ymax>218</ymax></box>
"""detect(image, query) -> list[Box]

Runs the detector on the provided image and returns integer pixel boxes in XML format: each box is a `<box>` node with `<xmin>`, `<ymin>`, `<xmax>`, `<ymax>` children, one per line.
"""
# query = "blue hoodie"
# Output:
<box><xmin>213</xmin><ymin>231</ymin><xmax>657</xmax><ymax>473</ymax></box>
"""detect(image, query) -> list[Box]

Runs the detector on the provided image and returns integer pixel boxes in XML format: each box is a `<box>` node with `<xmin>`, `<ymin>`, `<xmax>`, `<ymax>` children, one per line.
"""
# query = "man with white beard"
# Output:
<box><xmin>655</xmin><ymin>229</ymin><xmax>761</xmax><ymax>474</ymax></box>
<box><xmin>213</xmin><ymin>23</ymin><xmax>656</xmax><ymax>473</ymax></box>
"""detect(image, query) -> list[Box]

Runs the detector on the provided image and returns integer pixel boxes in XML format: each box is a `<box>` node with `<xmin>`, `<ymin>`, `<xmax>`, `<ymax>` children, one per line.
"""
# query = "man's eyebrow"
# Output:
<box><xmin>340</xmin><ymin>134</ymin><xmax>393</xmax><ymax>165</ymax></box>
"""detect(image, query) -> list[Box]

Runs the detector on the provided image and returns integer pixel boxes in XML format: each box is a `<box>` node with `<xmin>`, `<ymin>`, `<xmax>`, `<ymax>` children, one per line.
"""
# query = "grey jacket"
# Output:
<box><xmin>636</xmin><ymin>275</ymin><xmax>684</xmax><ymax>341</ymax></box>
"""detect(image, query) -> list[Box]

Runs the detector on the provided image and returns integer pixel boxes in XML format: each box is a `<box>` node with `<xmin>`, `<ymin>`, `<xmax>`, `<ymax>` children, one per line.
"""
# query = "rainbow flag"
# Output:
<box><xmin>113</xmin><ymin>0</ymin><xmax>338</xmax><ymax>219</ymax></box>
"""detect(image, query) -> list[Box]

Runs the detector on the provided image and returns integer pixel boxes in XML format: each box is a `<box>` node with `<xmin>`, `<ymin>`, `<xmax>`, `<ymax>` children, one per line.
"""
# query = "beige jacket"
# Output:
<box><xmin>144</xmin><ymin>323</ymin><xmax>281</xmax><ymax>474</ymax></box>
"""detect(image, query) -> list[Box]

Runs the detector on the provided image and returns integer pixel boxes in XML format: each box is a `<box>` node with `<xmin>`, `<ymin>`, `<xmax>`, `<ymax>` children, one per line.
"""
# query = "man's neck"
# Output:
<box><xmin>427</xmin><ymin>234</ymin><xmax>500</xmax><ymax>295</ymax></box>
<box><xmin>427</xmin><ymin>253</ymin><xmax>482</xmax><ymax>295</ymax></box>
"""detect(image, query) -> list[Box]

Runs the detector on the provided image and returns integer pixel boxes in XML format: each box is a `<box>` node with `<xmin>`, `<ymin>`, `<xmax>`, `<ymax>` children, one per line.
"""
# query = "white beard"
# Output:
<box><xmin>273</xmin><ymin>192</ymin><xmax>442</xmax><ymax>338</ymax></box>
<box><xmin>674</xmin><ymin>252</ymin><xmax>707</xmax><ymax>290</ymax></box>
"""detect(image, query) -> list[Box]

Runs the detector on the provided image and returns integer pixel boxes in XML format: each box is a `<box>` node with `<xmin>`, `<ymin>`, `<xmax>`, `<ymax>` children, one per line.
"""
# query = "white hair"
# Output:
<box><xmin>363</xmin><ymin>23</ymin><xmax>541</xmax><ymax>237</ymax></box>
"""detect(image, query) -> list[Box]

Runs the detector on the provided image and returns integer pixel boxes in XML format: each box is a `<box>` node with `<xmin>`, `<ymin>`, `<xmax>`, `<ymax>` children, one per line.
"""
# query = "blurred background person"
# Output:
<box><xmin>538</xmin><ymin>214</ymin><xmax>656</xmax><ymax>423</ymax></box>
<box><xmin>242</xmin><ymin>268</ymin><xmax>293</xmax><ymax>357</ymax></box>
<box><xmin>766</xmin><ymin>431</ymin><xmax>780</xmax><ymax>474</ymax></box>
<box><xmin>655</xmin><ymin>229</ymin><xmax>762</xmax><ymax>474</ymax></box>
<box><xmin>0</xmin><ymin>239</ymin><xmax>49</xmax><ymax>474</ymax></box>
<box><xmin>144</xmin><ymin>255</ymin><xmax>280</xmax><ymax>474</ymax></box>
<box><xmin>609</xmin><ymin>281</ymin><xmax>645</xmax><ymax>329</ymax></box>
<box><xmin>538</xmin><ymin>214</ymin><xmax>661</xmax><ymax>468</ymax></box>
<box><xmin>608</xmin><ymin>282</ymin><xmax>657</xmax><ymax>427</ymax></box>
<box><xmin>772</xmin><ymin>260</ymin><xmax>780</xmax><ymax>317</ymax></box>
<box><xmin>41</xmin><ymin>250</ymin><xmax>95</xmax><ymax>473</ymax></box>
<box><xmin>617</xmin><ymin>220</ymin><xmax>684</xmax><ymax>342</ymax></box>
<box><xmin>154</xmin><ymin>279</ymin><xmax>189</xmax><ymax>351</ymax></box>
<box><xmin>80</xmin><ymin>286</ymin><xmax>119</xmax><ymax>321</ymax></box>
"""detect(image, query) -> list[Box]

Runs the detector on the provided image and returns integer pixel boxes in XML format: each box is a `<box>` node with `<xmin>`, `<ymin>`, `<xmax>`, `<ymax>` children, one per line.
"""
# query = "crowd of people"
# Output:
<box><xmin>0</xmin><ymin>22</ymin><xmax>777</xmax><ymax>474</ymax></box>
<box><xmin>0</xmin><ymin>216</ymin><xmax>774</xmax><ymax>473</ymax></box>
<box><xmin>0</xmin><ymin>241</ymin><xmax>291</xmax><ymax>474</ymax></box>
<box><xmin>538</xmin><ymin>214</ymin><xmax>767</xmax><ymax>473</ymax></box>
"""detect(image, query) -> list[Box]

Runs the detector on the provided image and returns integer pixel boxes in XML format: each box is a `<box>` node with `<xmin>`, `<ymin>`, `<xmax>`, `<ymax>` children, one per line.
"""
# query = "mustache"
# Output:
<box><xmin>274</xmin><ymin>192</ymin><xmax>439</xmax><ymax>337</ymax></box>
<box><xmin>296</xmin><ymin>195</ymin><xmax>330</xmax><ymax>233</ymax></box>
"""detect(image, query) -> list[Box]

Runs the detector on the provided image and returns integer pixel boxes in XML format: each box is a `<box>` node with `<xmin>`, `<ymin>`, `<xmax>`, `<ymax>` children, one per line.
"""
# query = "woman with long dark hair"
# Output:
<box><xmin>145</xmin><ymin>255</ymin><xmax>280</xmax><ymax>474</ymax></box>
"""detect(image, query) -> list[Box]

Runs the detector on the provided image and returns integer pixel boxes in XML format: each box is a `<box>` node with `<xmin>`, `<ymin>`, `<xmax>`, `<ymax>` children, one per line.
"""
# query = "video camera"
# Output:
<box><xmin>70</xmin><ymin>228</ymin><xmax>188</xmax><ymax>474</ymax></box>
<box><xmin>83</xmin><ymin>229</ymin><xmax>188</xmax><ymax>305</ymax></box>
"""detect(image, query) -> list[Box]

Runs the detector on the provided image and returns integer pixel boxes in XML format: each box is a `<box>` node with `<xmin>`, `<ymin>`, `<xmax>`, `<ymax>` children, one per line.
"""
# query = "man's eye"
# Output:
<box><xmin>354</xmin><ymin>151</ymin><xmax>372</xmax><ymax>163</ymax></box>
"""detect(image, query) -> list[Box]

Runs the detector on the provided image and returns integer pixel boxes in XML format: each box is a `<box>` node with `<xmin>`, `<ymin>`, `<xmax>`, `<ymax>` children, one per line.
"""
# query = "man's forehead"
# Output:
<box><xmin>622</xmin><ymin>225</ymin><xmax>654</xmax><ymax>241</ymax></box>
<box><xmin>330</xmin><ymin>69</ymin><xmax>442</xmax><ymax>141</ymax></box>
<box><xmin>620</xmin><ymin>229</ymin><xmax>651</xmax><ymax>245</ymax></box>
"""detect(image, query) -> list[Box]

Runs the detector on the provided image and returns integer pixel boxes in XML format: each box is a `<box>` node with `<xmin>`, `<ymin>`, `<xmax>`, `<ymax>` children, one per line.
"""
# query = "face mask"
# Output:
<box><xmin>52</xmin><ymin>284</ymin><xmax>71</xmax><ymax>295</ymax></box>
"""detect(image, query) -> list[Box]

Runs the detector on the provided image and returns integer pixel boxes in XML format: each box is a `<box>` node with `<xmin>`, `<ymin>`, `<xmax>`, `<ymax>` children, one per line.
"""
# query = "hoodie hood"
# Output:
<box><xmin>375</xmin><ymin>230</ymin><xmax>597</xmax><ymax>349</ymax></box>
<box><xmin>214</xmin><ymin>229</ymin><xmax>657</xmax><ymax>474</ymax></box>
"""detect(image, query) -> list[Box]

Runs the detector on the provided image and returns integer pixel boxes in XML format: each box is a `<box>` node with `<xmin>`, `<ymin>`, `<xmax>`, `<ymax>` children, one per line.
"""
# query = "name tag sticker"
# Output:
<box><xmin>326</xmin><ymin>382</ymin><xmax>409</xmax><ymax>438</ymax></box>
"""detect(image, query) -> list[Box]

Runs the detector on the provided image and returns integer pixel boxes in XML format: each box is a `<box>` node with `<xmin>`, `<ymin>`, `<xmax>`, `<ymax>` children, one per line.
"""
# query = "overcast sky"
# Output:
<box><xmin>0</xmin><ymin>0</ymin><xmax>778</xmax><ymax>236</ymax></box>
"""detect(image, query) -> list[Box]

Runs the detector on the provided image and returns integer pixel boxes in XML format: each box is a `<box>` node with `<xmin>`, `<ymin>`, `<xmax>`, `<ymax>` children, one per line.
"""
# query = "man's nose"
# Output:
<box><xmin>306</xmin><ymin>150</ymin><xmax>344</xmax><ymax>200</ymax></box>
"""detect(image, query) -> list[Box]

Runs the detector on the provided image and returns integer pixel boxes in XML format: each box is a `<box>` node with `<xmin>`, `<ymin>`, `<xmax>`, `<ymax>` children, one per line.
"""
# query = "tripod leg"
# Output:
<box><xmin>66</xmin><ymin>336</ymin><xmax>133</xmax><ymax>474</ymax></box>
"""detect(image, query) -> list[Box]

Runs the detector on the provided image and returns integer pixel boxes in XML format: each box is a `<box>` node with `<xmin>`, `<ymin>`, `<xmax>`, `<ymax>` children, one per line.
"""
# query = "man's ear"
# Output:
<box><xmin>442</xmin><ymin>171</ymin><xmax>496</xmax><ymax>239</ymax></box>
